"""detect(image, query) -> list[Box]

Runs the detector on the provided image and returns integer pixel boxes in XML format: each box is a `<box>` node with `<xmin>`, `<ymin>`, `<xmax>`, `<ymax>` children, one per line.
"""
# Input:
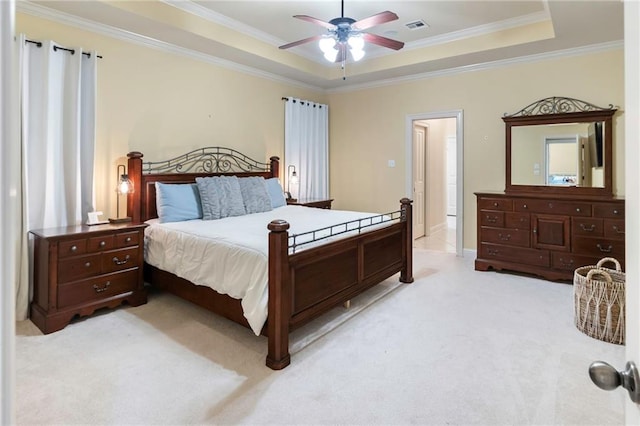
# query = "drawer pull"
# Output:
<box><xmin>533</xmin><ymin>228</ymin><xmax>537</xmax><ymax>234</ymax></box>
<box><xmin>71</xmin><ymin>245</ymin><xmax>78</xmax><ymax>252</ymax></box>
<box><xmin>613</xmin><ymin>210</ymin><xmax>619</xmax><ymax>215</ymax></box>
<box><xmin>493</xmin><ymin>202</ymin><xmax>498</xmax><ymax>207</ymax></box>
<box><xmin>522</xmin><ymin>204</ymin><xmax>528</xmax><ymax>209</ymax></box>
<box><xmin>99</xmin><ymin>241</ymin><xmax>106</xmax><ymax>247</ymax></box>
<box><xmin>84</xmin><ymin>262</ymin><xmax>91</xmax><ymax>268</ymax></box>
<box><xmin>576</xmin><ymin>208</ymin><xmax>581</xmax><ymax>213</ymax></box>
<box><xmin>486</xmin><ymin>215</ymin><xmax>497</xmax><ymax>223</ymax></box>
<box><xmin>580</xmin><ymin>224</ymin><xmax>596</xmax><ymax>232</ymax></box>
<box><xmin>559</xmin><ymin>258</ymin><xmax>574</xmax><ymax>268</ymax></box>
<box><xmin>125</xmin><ymin>237</ymin><xmax>132</xmax><ymax>243</ymax></box>
<box><xmin>612</xmin><ymin>225</ymin><xmax>625</xmax><ymax>234</ymax></box>
<box><xmin>488</xmin><ymin>249</ymin><xmax>499</xmax><ymax>256</ymax></box>
<box><xmin>112</xmin><ymin>255</ymin><xmax>130</xmax><ymax>265</ymax></box>
<box><xmin>93</xmin><ymin>281</ymin><xmax>111</xmax><ymax>293</ymax></box>
<box><xmin>548</xmin><ymin>203</ymin><xmax>553</xmax><ymax>208</ymax></box>
<box><xmin>498</xmin><ymin>233</ymin><xmax>511</xmax><ymax>241</ymax></box>
<box><xmin>597</xmin><ymin>244</ymin><xmax>613</xmax><ymax>253</ymax></box>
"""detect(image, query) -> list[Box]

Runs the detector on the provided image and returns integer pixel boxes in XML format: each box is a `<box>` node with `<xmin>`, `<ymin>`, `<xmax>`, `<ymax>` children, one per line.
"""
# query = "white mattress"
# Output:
<box><xmin>144</xmin><ymin>205</ymin><xmax>391</xmax><ymax>335</ymax></box>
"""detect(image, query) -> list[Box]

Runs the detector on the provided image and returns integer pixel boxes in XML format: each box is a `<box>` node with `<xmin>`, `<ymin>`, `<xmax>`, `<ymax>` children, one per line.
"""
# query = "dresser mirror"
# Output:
<box><xmin>504</xmin><ymin>96</ymin><xmax>616</xmax><ymax>197</ymax></box>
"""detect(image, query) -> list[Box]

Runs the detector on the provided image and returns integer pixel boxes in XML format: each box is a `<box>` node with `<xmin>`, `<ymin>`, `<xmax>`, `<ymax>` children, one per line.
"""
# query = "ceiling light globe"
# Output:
<box><xmin>319</xmin><ymin>37</ymin><xmax>336</xmax><ymax>53</ymax></box>
<box><xmin>350</xmin><ymin>48</ymin><xmax>365</xmax><ymax>62</ymax></box>
<box><xmin>348</xmin><ymin>36</ymin><xmax>364</xmax><ymax>50</ymax></box>
<box><xmin>324</xmin><ymin>49</ymin><xmax>339</xmax><ymax>62</ymax></box>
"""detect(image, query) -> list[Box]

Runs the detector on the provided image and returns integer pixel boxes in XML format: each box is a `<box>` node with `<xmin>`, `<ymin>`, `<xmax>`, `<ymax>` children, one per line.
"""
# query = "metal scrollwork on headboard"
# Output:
<box><xmin>142</xmin><ymin>146</ymin><xmax>271</xmax><ymax>174</ymax></box>
<box><xmin>504</xmin><ymin>96</ymin><xmax>616</xmax><ymax>117</ymax></box>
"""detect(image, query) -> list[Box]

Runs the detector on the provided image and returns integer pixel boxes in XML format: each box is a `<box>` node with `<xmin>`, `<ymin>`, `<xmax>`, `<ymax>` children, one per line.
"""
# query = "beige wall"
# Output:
<box><xmin>328</xmin><ymin>49</ymin><xmax>624</xmax><ymax>249</ymax></box>
<box><xmin>18</xmin><ymin>13</ymin><xmax>624</xmax><ymax>250</ymax></box>
<box><xmin>17</xmin><ymin>13</ymin><xmax>326</xmax><ymax>219</ymax></box>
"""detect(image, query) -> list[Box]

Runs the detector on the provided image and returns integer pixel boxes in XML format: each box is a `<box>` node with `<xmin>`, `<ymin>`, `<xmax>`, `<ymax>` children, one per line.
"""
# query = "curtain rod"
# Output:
<box><xmin>281</xmin><ymin>97</ymin><xmax>324</xmax><ymax>108</ymax></box>
<box><xmin>25</xmin><ymin>39</ymin><xmax>102</xmax><ymax>59</ymax></box>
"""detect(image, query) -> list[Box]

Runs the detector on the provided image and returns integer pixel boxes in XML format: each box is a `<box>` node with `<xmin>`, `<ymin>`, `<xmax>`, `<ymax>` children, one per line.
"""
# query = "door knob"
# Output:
<box><xmin>589</xmin><ymin>361</ymin><xmax>640</xmax><ymax>403</ymax></box>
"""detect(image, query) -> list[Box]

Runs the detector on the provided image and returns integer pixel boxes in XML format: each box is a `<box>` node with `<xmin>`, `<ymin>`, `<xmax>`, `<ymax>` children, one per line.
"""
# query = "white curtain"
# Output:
<box><xmin>15</xmin><ymin>35</ymin><xmax>97</xmax><ymax>320</ymax></box>
<box><xmin>284</xmin><ymin>97</ymin><xmax>329</xmax><ymax>200</ymax></box>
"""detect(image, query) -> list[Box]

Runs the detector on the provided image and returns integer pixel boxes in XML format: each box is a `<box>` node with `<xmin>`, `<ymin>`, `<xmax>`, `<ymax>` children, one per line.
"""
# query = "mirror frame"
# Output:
<box><xmin>504</xmin><ymin>97</ymin><xmax>617</xmax><ymax>197</ymax></box>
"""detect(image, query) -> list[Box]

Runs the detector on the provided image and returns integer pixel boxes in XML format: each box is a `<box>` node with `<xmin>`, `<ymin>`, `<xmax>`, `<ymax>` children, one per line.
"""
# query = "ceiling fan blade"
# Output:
<box><xmin>279</xmin><ymin>34</ymin><xmax>324</xmax><ymax>50</ymax></box>
<box><xmin>362</xmin><ymin>33</ymin><xmax>405</xmax><ymax>50</ymax></box>
<box><xmin>334</xmin><ymin>44</ymin><xmax>347</xmax><ymax>63</ymax></box>
<box><xmin>293</xmin><ymin>15</ymin><xmax>336</xmax><ymax>30</ymax></box>
<box><xmin>352</xmin><ymin>11</ymin><xmax>399</xmax><ymax>30</ymax></box>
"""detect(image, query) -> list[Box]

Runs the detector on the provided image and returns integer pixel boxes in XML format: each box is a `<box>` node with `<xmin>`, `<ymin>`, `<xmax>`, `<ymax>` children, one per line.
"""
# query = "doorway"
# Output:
<box><xmin>406</xmin><ymin>111</ymin><xmax>463</xmax><ymax>256</ymax></box>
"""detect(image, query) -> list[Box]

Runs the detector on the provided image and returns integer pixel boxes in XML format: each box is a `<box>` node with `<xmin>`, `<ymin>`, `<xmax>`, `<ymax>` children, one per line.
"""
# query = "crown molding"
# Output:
<box><xmin>328</xmin><ymin>40</ymin><xmax>623</xmax><ymax>93</ymax></box>
<box><xmin>16</xmin><ymin>1</ymin><xmax>323</xmax><ymax>91</ymax></box>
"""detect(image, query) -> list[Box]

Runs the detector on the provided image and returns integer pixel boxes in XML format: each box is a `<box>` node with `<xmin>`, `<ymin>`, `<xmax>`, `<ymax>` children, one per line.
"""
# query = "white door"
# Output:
<box><xmin>412</xmin><ymin>125</ymin><xmax>426</xmax><ymax>239</ymax></box>
<box><xmin>446</xmin><ymin>135</ymin><xmax>457</xmax><ymax>216</ymax></box>
<box><xmin>624</xmin><ymin>2</ymin><xmax>640</xmax><ymax>422</ymax></box>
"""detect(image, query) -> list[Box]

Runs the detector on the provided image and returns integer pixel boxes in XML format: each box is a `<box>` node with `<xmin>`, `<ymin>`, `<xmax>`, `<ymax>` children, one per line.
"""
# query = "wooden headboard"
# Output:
<box><xmin>126</xmin><ymin>147</ymin><xmax>280</xmax><ymax>223</ymax></box>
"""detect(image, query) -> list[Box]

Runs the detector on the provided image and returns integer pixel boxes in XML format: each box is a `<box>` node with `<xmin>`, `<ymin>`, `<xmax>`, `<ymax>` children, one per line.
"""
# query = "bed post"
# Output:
<box><xmin>269</xmin><ymin>156</ymin><xmax>280</xmax><ymax>179</ymax></box>
<box><xmin>400</xmin><ymin>198</ymin><xmax>414</xmax><ymax>283</ymax></box>
<box><xmin>266</xmin><ymin>219</ymin><xmax>291</xmax><ymax>370</ymax></box>
<box><xmin>127</xmin><ymin>151</ymin><xmax>143</xmax><ymax>224</ymax></box>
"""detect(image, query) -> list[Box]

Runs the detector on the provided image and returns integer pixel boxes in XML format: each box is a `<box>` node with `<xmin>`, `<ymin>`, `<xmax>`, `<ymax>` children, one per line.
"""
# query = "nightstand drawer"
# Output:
<box><xmin>88</xmin><ymin>235</ymin><xmax>115</xmax><ymax>252</ymax></box>
<box><xmin>59</xmin><ymin>239</ymin><xmax>88</xmax><ymax>258</ymax></box>
<box><xmin>58</xmin><ymin>253</ymin><xmax>103</xmax><ymax>283</ymax></box>
<box><xmin>57</xmin><ymin>269</ymin><xmax>138</xmax><ymax>309</ymax></box>
<box><xmin>573</xmin><ymin>236</ymin><xmax>625</xmax><ymax>258</ymax></box>
<box><xmin>116</xmin><ymin>231</ymin><xmax>139</xmax><ymax>247</ymax></box>
<box><xmin>102</xmin><ymin>247</ymin><xmax>140</xmax><ymax>274</ymax></box>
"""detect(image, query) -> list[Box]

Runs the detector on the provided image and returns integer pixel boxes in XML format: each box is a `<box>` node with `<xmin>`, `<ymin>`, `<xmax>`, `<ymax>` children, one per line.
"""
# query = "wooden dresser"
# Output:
<box><xmin>30</xmin><ymin>223</ymin><xmax>148</xmax><ymax>334</ymax></box>
<box><xmin>475</xmin><ymin>192</ymin><xmax>625</xmax><ymax>281</ymax></box>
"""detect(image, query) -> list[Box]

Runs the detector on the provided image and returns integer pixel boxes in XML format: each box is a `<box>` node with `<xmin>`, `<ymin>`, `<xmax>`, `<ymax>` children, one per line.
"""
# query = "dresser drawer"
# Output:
<box><xmin>505</xmin><ymin>212</ymin><xmax>530</xmax><ymax>230</ymax></box>
<box><xmin>551</xmin><ymin>253</ymin><xmax>602</xmax><ymax>272</ymax></box>
<box><xmin>102</xmin><ymin>247</ymin><xmax>140</xmax><ymax>274</ymax></box>
<box><xmin>604</xmin><ymin>219</ymin><xmax>625</xmax><ymax>238</ymax></box>
<box><xmin>58</xmin><ymin>253</ymin><xmax>102</xmax><ymax>283</ymax></box>
<box><xmin>514</xmin><ymin>199</ymin><xmax>591</xmax><ymax>216</ymax></box>
<box><xmin>478</xmin><ymin>198</ymin><xmax>512</xmax><ymax>212</ymax></box>
<box><xmin>480</xmin><ymin>211</ymin><xmax>504</xmax><ymax>227</ymax></box>
<box><xmin>480</xmin><ymin>243</ymin><xmax>550</xmax><ymax>267</ymax></box>
<box><xmin>572</xmin><ymin>218</ymin><xmax>603</xmax><ymax>237</ymax></box>
<box><xmin>480</xmin><ymin>227</ymin><xmax>530</xmax><ymax>247</ymax></box>
<box><xmin>57</xmin><ymin>269</ymin><xmax>138</xmax><ymax>309</ymax></box>
<box><xmin>573</xmin><ymin>236</ymin><xmax>625</xmax><ymax>258</ymax></box>
<box><xmin>593</xmin><ymin>203</ymin><xmax>624</xmax><ymax>218</ymax></box>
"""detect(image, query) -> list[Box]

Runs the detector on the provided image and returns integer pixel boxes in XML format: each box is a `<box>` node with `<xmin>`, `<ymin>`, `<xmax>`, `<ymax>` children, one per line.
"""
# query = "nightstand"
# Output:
<box><xmin>29</xmin><ymin>222</ymin><xmax>148</xmax><ymax>334</ymax></box>
<box><xmin>287</xmin><ymin>198</ymin><xmax>334</xmax><ymax>209</ymax></box>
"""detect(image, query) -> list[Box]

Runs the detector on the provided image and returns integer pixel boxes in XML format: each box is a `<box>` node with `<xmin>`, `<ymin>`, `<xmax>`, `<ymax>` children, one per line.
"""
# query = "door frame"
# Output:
<box><xmin>405</xmin><ymin>110</ymin><xmax>464</xmax><ymax>257</ymax></box>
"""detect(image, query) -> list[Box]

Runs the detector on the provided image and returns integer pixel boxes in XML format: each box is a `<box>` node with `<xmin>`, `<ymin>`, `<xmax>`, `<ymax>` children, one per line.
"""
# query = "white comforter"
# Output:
<box><xmin>145</xmin><ymin>205</ymin><xmax>390</xmax><ymax>335</ymax></box>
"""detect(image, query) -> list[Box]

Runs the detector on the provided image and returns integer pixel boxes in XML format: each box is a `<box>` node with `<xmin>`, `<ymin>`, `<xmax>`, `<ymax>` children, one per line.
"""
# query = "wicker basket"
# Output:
<box><xmin>574</xmin><ymin>257</ymin><xmax>625</xmax><ymax>345</ymax></box>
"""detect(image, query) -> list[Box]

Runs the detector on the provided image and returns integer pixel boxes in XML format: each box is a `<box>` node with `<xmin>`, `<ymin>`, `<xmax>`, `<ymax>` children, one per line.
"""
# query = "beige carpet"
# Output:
<box><xmin>15</xmin><ymin>249</ymin><xmax>625</xmax><ymax>425</ymax></box>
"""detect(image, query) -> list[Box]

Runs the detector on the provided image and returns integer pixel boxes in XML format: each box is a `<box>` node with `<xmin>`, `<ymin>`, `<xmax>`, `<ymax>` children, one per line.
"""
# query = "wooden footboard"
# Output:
<box><xmin>266</xmin><ymin>198</ymin><xmax>413</xmax><ymax>369</ymax></box>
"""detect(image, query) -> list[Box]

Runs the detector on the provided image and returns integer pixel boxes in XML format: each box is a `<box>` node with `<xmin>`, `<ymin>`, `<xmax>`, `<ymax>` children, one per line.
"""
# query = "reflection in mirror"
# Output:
<box><xmin>511</xmin><ymin>121</ymin><xmax>605</xmax><ymax>188</ymax></box>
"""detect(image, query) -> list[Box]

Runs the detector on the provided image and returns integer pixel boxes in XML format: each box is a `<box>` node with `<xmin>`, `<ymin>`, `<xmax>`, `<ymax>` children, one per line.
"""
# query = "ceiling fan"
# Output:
<box><xmin>278</xmin><ymin>0</ymin><xmax>405</xmax><ymax>64</ymax></box>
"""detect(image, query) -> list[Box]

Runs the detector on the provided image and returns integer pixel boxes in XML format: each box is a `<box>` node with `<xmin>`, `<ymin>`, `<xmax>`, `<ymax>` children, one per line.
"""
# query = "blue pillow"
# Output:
<box><xmin>195</xmin><ymin>176</ymin><xmax>246</xmax><ymax>220</ymax></box>
<box><xmin>265</xmin><ymin>178</ymin><xmax>286</xmax><ymax>208</ymax></box>
<box><xmin>238</xmin><ymin>176</ymin><xmax>273</xmax><ymax>214</ymax></box>
<box><xmin>155</xmin><ymin>182</ymin><xmax>203</xmax><ymax>223</ymax></box>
